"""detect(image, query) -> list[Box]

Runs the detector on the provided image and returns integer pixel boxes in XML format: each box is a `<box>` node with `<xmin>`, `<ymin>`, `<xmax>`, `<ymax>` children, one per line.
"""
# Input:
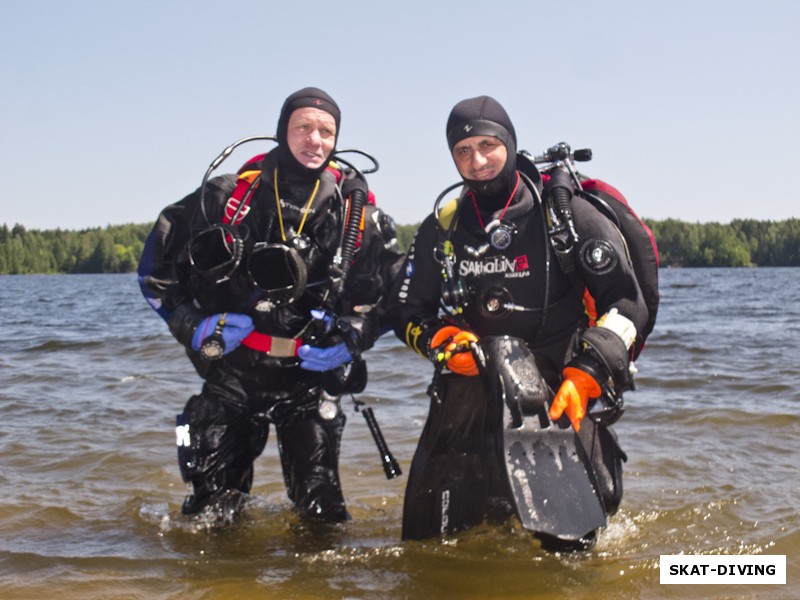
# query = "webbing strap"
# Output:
<box><xmin>240</xmin><ymin>332</ymin><xmax>301</xmax><ymax>357</ymax></box>
<box><xmin>224</xmin><ymin>170</ymin><xmax>261</xmax><ymax>226</ymax></box>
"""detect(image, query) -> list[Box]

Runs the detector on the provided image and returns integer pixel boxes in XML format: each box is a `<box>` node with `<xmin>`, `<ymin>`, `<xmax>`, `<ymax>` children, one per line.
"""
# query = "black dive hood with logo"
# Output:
<box><xmin>446</xmin><ymin>95</ymin><xmax>518</xmax><ymax>200</ymax></box>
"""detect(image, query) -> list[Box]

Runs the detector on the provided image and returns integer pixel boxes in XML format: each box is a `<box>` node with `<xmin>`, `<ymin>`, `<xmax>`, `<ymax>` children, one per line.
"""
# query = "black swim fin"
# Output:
<box><xmin>402</xmin><ymin>336</ymin><xmax>606</xmax><ymax>544</ymax></box>
<box><xmin>478</xmin><ymin>336</ymin><xmax>607</xmax><ymax>542</ymax></box>
<box><xmin>401</xmin><ymin>374</ymin><xmax>500</xmax><ymax>540</ymax></box>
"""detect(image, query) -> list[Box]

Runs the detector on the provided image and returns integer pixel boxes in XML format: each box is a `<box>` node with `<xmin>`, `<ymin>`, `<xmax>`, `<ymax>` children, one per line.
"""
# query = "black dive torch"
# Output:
<box><xmin>356</xmin><ymin>400</ymin><xmax>402</xmax><ymax>479</ymax></box>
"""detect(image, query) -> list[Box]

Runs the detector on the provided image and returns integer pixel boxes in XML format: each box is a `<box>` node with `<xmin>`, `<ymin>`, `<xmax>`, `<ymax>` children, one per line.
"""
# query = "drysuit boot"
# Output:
<box><xmin>275</xmin><ymin>408</ymin><xmax>349</xmax><ymax>523</ymax></box>
<box><xmin>176</xmin><ymin>392</ymin><xmax>267</xmax><ymax>516</ymax></box>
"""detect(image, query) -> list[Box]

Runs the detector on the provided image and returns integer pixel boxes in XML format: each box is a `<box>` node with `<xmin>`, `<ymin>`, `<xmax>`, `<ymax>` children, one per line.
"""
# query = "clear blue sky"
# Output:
<box><xmin>2</xmin><ymin>0</ymin><xmax>797</xmax><ymax>230</ymax></box>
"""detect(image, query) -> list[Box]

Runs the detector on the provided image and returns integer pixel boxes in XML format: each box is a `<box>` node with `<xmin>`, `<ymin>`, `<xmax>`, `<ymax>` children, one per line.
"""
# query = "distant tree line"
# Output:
<box><xmin>646</xmin><ymin>218</ymin><xmax>800</xmax><ymax>267</ymax></box>
<box><xmin>1</xmin><ymin>218</ymin><xmax>799</xmax><ymax>274</ymax></box>
<box><xmin>0</xmin><ymin>223</ymin><xmax>152</xmax><ymax>274</ymax></box>
<box><xmin>396</xmin><ymin>218</ymin><xmax>800</xmax><ymax>268</ymax></box>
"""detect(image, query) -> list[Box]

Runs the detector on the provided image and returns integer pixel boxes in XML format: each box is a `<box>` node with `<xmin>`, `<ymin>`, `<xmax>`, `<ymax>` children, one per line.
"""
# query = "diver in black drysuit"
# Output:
<box><xmin>389</xmin><ymin>95</ymin><xmax>650</xmax><ymax>542</ymax></box>
<box><xmin>138</xmin><ymin>88</ymin><xmax>405</xmax><ymax>522</ymax></box>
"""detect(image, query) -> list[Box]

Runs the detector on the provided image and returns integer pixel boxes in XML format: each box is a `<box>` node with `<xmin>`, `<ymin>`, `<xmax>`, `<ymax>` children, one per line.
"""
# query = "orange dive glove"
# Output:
<box><xmin>549</xmin><ymin>366</ymin><xmax>602</xmax><ymax>431</ymax></box>
<box><xmin>429</xmin><ymin>326</ymin><xmax>479</xmax><ymax>376</ymax></box>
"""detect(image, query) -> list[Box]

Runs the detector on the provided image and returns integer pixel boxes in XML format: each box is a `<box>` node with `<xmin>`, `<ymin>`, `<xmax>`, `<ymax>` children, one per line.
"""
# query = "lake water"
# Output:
<box><xmin>0</xmin><ymin>269</ymin><xmax>797</xmax><ymax>599</ymax></box>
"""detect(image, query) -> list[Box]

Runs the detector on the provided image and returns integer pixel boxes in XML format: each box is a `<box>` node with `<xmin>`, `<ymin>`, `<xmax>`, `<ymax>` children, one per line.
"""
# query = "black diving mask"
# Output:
<box><xmin>188</xmin><ymin>224</ymin><xmax>308</xmax><ymax>308</ymax></box>
<box><xmin>188</xmin><ymin>224</ymin><xmax>245</xmax><ymax>284</ymax></box>
<box><xmin>246</xmin><ymin>242</ymin><xmax>308</xmax><ymax>310</ymax></box>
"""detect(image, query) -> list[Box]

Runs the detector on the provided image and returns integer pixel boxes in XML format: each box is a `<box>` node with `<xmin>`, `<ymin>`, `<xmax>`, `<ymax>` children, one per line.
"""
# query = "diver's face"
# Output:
<box><xmin>452</xmin><ymin>135</ymin><xmax>508</xmax><ymax>182</ymax></box>
<box><xmin>286</xmin><ymin>107</ymin><xmax>337</xmax><ymax>169</ymax></box>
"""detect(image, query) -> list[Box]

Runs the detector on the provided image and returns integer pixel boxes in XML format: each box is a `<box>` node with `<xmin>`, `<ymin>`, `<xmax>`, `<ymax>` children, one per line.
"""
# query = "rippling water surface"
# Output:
<box><xmin>1</xmin><ymin>269</ymin><xmax>798</xmax><ymax>599</ymax></box>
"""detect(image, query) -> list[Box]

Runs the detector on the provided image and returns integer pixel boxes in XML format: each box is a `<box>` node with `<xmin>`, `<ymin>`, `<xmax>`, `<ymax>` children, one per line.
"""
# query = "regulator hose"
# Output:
<box><xmin>547</xmin><ymin>168</ymin><xmax>579</xmax><ymax>247</ymax></box>
<box><xmin>334</xmin><ymin>184</ymin><xmax>367</xmax><ymax>294</ymax></box>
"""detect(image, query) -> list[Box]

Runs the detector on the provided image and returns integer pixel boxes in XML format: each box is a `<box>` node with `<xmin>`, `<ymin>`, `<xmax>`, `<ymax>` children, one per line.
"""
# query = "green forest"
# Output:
<box><xmin>1</xmin><ymin>218</ymin><xmax>800</xmax><ymax>275</ymax></box>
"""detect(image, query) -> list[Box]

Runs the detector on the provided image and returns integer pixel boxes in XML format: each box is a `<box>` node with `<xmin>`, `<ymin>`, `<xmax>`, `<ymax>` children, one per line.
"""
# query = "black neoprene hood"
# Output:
<box><xmin>446</xmin><ymin>95</ymin><xmax>518</xmax><ymax>198</ymax></box>
<box><xmin>446</xmin><ymin>95</ymin><xmax>517</xmax><ymax>154</ymax></box>
<box><xmin>275</xmin><ymin>87</ymin><xmax>341</xmax><ymax>179</ymax></box>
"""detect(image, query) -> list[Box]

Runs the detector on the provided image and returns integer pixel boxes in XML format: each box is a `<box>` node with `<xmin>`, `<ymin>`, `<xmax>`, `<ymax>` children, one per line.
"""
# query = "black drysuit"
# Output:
<box><xmin>389</xmin><ymin>172</ymin><xmax>649</xmax><ymax>521</ymax></box>
<box><xmin>138</xmin><ymin>149</ymin><xmax>405</xmax><ymax>520</ymax></box>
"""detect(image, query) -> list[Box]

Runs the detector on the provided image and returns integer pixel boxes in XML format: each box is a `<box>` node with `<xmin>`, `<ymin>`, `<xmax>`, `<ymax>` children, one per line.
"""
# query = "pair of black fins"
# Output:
<box><xmin>402</xmin><ymin>336</ymin><xmax>606</xmax><ymax>546</ymax></box>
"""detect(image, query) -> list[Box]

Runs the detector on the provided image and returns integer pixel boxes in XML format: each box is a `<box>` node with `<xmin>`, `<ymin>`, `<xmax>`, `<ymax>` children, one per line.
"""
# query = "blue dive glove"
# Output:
<box><xmin>191</xmin><ymin>312</ymin><xmax>255</xmax><ymax>360</ymax></box>
<box><xmin>298</xmin><ymin>342</ymin><xmax>353</xmax><ymax>372</ymax></box>
<box><xmin>298</xmin><ymin>310</ymin><xmax>353</xmax><ymax>371</ymax></box>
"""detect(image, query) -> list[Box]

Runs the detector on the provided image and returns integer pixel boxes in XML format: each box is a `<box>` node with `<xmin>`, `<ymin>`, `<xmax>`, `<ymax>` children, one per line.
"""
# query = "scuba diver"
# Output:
<box><xmin>138</xmin><ymin>87</ymin><xmax>405</xmax><ymax>523</ymax></box>
<box><xmin>389</xmin><ymin>95</ymin><xmax>655</xmax><ymax>550</ymax></box>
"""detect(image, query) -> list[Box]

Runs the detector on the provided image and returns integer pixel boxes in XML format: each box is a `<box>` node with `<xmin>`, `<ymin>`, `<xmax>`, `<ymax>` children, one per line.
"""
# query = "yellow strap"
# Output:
<box><xmin>296</xmin><ymin>178</ymin><xmax>320</xmax><ymax>236</ymax></box>
<box><xmin>274</xmin><ymin>168</ymin><xmax>286</xmax><ymax>241</ymax></box>
<box><xmin>274</xmin><ymin>167</ymin><xmax>320</xmax><ymax>241</ymax></box>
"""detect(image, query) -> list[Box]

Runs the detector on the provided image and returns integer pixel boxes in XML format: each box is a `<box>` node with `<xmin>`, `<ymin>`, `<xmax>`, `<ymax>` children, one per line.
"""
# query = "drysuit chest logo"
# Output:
<box><xmin>458</xmin><ymin>254</ymin><xmax>530</xmax><ymax>278</ymax></box>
